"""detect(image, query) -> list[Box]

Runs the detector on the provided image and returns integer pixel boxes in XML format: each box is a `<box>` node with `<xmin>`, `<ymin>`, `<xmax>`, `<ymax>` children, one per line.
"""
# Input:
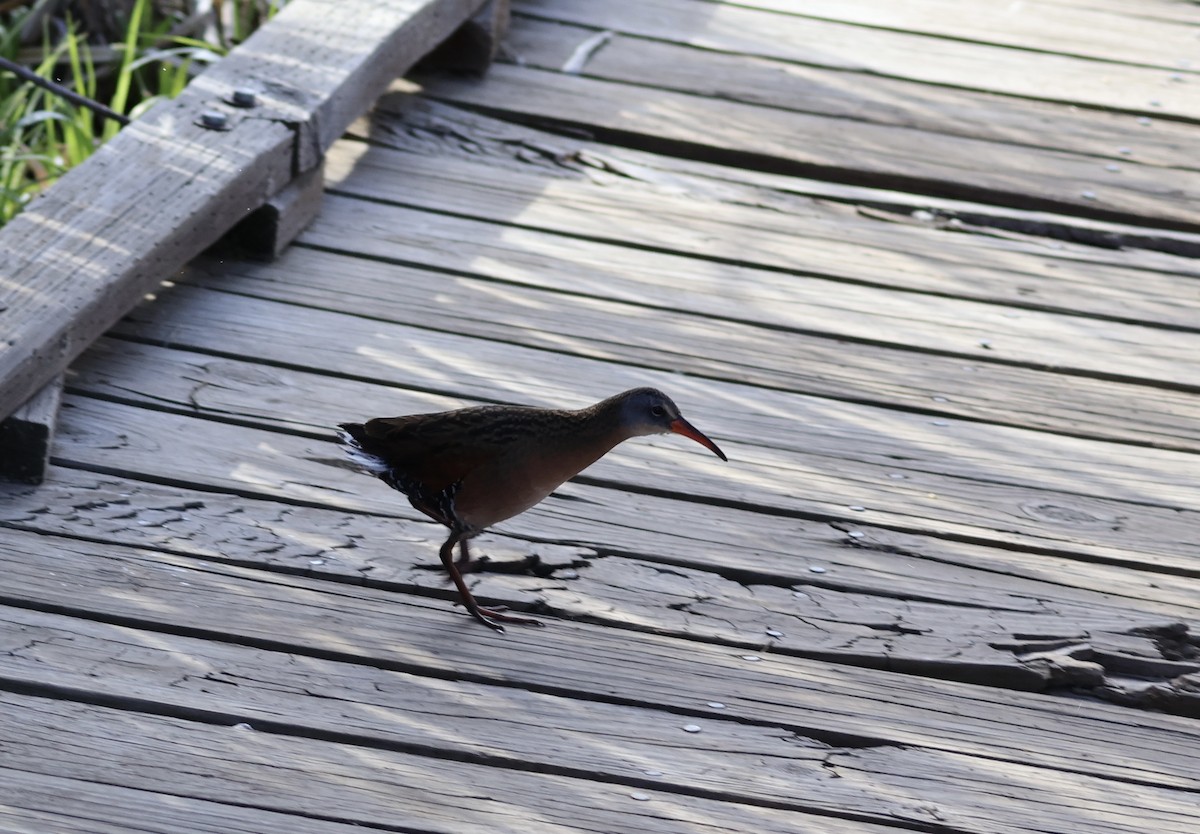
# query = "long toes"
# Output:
<box><xmin>476</xmin><ymin>616</ymin><xmax>506</xmax><ymax>633</ymax></box>
<box><xmin>478</xmin><ymin>606</ymin><xmax>544</xmax><ymax>628</ymax></box>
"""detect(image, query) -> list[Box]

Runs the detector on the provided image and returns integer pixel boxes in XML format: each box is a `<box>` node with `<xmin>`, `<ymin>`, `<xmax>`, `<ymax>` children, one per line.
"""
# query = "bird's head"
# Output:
<box><xmin>612</xmin><ymin>387</ymin><xmax>727</xmax><ymax>461</ymax></box>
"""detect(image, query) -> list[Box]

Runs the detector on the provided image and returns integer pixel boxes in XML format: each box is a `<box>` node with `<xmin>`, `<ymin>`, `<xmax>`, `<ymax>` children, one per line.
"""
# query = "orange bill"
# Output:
<box><xmin>669</xmin><ymin>417</ymin><xmax>728</xmax><ymax>462</ymax></box>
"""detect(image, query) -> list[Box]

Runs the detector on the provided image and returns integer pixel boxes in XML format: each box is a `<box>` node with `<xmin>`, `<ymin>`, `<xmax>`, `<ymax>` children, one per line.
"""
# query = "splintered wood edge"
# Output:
<box><xmin>0</xmin><ymin>0</ymin><xmax>488</xmax><ymax>424</ymax></box>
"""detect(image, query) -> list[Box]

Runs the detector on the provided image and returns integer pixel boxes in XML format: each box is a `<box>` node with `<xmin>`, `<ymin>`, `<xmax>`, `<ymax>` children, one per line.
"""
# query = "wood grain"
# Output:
<box><xmin>307</xmin><ymin>188</ymin><xmax>1200</xmax><ymax>392</ymax></box>
<box><xmin>711</xmin><ymin>0</ymin><xmax>1200</xmax><ymax>68</ymax></box>
<box><xmin>416</xmin><ymin>64</ymin><xmax>1200</xmax><ymax>229</ymax></box>
<box><xmin>0</xmin><ymin>0</ymin><xmax>486</xmax><ymax>423</ymax></box>
<box><xmin>1</xmin><ymin>604</ymin><xmax>1197</xmax><ymax>833</ymax></box>
<box><xmin>510</xmin><ymin>0</ymin><xmax>1200</xmax><ymax>118</ymax></box>
<box><xmin>183</xmin><ymin>246</ymin><xmax>1200</xmax><ymax>453</ymax></box>
<box><xmin>0</xmin><ymin>767</ymin><xmax>370</xmax><ymax>834</ymax></box>
<box><xmin>61</xmin><ymin>332</ymin><xmax>1200</xmax><ymax>576</ymax></box>
<box><xmin>504</xmin><ymin>15</ymin><xmax>1199</xmax><ymax>171</ymax></box>
<box><xmin>10</xmin><ymin>464</ymin><xmax>1200</xmax><ymax>624</ymax></box>
<box><xmin>9</xmin><ymin>460</ymin><xmax>1199</xmax><ymax>697</ymax></box>
<box><xmin>2</xmin><ymin>527</ymin><xmax>1199</xmax><ymax>793</ymax></box>
<box><xmin>0</xmin><ymin>690</ymin><xmax>820</xmax><ymax>834</ymax></box>
<box><xmin>356</xmin><ymin>95</ymin><xmax>1200</xmax><ymax>257</ymax></box>
<box><xmin>332</xmin><ymin>110</ymin><xmax>1200</xmax><ymax>331</ymax></box>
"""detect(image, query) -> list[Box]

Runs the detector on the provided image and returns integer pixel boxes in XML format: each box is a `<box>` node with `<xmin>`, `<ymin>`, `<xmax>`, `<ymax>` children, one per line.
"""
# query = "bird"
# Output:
<box><xmin>338</xmin><ymin>387</ymin><xmax>727</xmax><ymax>632</ymax></box>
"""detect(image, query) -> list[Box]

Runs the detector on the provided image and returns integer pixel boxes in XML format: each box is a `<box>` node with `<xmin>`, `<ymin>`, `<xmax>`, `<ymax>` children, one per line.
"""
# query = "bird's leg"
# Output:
<box><xmin>455</xmin><ymin>537</ymin><xmax>477</xmax><ymax>573</ymax></box>
<box><xmin>439</xmin><ymin>532</ymin><xmax>542</xmax><ymax>632</ymax></box>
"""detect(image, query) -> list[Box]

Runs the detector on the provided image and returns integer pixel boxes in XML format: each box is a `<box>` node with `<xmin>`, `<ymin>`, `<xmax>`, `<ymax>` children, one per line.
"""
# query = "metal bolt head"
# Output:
<box><xmin>198</xmin><ymin>110</ymin><xmax>229</xmax><ymax>130</ymax></box>
<box><xmin>231</xmin><ymin>88</ymin><xmax>258</xmax><ymax>108</ymax></box>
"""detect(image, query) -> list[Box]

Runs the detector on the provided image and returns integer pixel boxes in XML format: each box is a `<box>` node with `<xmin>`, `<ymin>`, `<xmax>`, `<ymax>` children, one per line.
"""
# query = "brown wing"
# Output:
<box><xmin>360</xmin><ymin>406</ymin><xmax>537</xmax><ymax>495</ymax></box>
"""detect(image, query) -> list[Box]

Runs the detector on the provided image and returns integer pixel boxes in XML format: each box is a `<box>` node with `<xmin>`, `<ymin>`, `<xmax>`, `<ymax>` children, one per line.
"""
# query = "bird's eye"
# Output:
<box><xmin>651</xmin><ymin>405</ymin><xmax>666</xmax><ymax>417</ymax></box>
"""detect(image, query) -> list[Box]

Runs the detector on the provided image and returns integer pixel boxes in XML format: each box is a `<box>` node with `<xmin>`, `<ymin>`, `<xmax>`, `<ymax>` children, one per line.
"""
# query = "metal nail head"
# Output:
<box><xmin>198</xmin><ymin>110</ymin><xmax>229</xmax><ymax>130</ymax></box>
<box><xmin>231</xmin><ymin>88</ymin><xmax>258</xmax><ymax>108</ymax></box>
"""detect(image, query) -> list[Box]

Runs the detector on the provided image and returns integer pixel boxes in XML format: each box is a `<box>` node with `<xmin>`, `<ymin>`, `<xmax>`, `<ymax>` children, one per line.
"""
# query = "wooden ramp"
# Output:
<box><xmin>3</xmin><ymin>1</ymin><xmax>1200</xmax><ymax>831</ymax></box>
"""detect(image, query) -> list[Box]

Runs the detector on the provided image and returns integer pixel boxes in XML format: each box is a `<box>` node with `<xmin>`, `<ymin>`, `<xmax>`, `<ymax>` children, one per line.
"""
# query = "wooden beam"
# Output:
<box><xmin>0</xmin><ymin>375</ymin><xmax>62</xmax><ymax>484</ymax></box>
<box><xmin>220</xmin><ymin>160</ymin><xmax>327</xmax><ymax>261</ymax></box>
<box><xmin>0</xmin><ymin>0</ymin><xmax>487</xmax><ymax>424</ymax></box>
<box><xmin>422</xmin><ymin>0</ymin><xmax>512</xmax><ymax>73</ymax></box>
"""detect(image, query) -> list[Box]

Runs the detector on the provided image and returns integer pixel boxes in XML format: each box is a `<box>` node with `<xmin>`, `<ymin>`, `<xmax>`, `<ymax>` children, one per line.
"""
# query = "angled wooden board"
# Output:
<box><xmin>0</xmin><ymin>0</ymin><xmax>487</xmax><ymax>423</ymax></box>
<box><xmin>104</xmin><ymin>283</ymin><xmax>1200</xmax><ymax>510</ymax></box>
<box><xmin>356</xmin><ymin>96</ymin><xmax>1200</xmax><ymax>260</ymax></box>
<box><xmin>9</xmin><ymin>463</ymin><xmax>1200</xmax><ymax>625</ymax></box>
<box><xmin>305</xmin><ymin>182</ymin><xmax>1200</xmax><ymax>391</ymax></box>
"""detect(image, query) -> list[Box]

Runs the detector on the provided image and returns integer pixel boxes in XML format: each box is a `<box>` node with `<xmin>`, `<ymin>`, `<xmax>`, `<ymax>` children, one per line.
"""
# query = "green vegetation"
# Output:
<box><xmin>0</xmin><ymin>0</ymin><xmax>285</xmax><ymax>225</ymax></box>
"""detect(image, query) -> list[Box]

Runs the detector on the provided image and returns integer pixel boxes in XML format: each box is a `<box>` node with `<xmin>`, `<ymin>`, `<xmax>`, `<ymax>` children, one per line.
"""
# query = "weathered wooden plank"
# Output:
<box><xmin>186</xmin><ymin>237</ymin><xmax>1200</xmax><ymax>454</ymax></box>
<box><xmin>103</xmin><ymin>284</ymin><xmax>1200</xmax><ymax>523</ymax></box>
<box><xmin>0</xmin><ymin>0</ymin><xmax>487</xmax><ymax>424</ymax></box>
<box><xmin>1039</xmin><ymin>0</ymin><xmax>1200</xmax><ymax>24</ymax></box>
<box><xmin>34</xmin><ymin>386</ymin><xmax>1200</xmax><ymax>696</ymax></box>
<box><xmin>9</xmin><ymin>465</ymin><xmax>1200</xmax><ymax>628</ymax></box>
<box><xmin>45</xmin><ymin>391</ymin><xmax>1200</xmax><ymax>655</ymax></box>
<box><xmin>396</xmin><ymin>92</ymin><xmax>1200</xmax><ymax>260</ymax></box>
<box><xmin>414</xmin><ymin>63</ymin><xmax>1200</xmax><ymax>230</ymax></box>
<box><xmin>305</xmin><ymin>188</ymin><xmax>1200</xmax><ymax>391</ymax></box>
<box><xmin>359</xmin><ymin>96</ymin><xmax>1200</xmax><ymax>259</ymax></box>
<box><xmin>0</xmin><ymin>94</ymin><xmax>292</xmax><ymax>424</ymax></box>
<box><xmin>96</xmin><ymin>293</ymin><xmax>1200</xmax><ymax>569</ymax></box>
<box><xmin>0</xmin><ymin>608</ymin><xmax>840</xmax><ymax>822</ymax></box>
<box><xmin>0</xmin><ymin>768</ymin><xmax>371</xmax><ymax>834</ymax></box>
<box><xmin>510</xmin><ymin>0</ymin><xmax>1200</xmax><ymax>119</ymax></box>
<box><xmin>506</xmin><ymin>15</ymin><xmax>1199</xmax><ymax>172</ymax></box>
<box><xmin>0</xmin><ymin>376</ymin><xmax>62</xmax><ymax>484</ymax></box>
<box><xmin>3</xmin><ymin>605</ymin><xmax>1198</xmax><ymax>834</ymax></box>
<box><xmin>332</xmin><ymin>109</ymin><xmax>1200</xmax><ymax>332</ymax></box>
<box><xmin>608</xmin><ymin>0</ymin><xmax>1200</xmax><ymax>69</ymax></box>
<box><xmin>8</xmin><ymin>460</ymin><xmax>1197</xmax><ymax>696</ymax></box>
<box><xmin>2</xmin><ymin>528</ymin><xmax>1199</xmax><ymax>792</ymax></box>
<box><xmin>0</xmin><ymin>692</ymin><xmax>821</xmax><ymax>834</ymax></box>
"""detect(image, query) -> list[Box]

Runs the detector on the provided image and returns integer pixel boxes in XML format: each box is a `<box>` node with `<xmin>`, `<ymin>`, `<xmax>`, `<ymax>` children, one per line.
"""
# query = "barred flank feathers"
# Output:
<box><xmin>337</xmin><ymin>425</ymin><xmax>391</xmax><ymax>476</ymax></box>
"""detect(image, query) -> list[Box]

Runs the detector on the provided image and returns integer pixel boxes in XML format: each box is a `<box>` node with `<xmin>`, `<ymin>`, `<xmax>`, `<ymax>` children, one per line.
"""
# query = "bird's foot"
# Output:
<box><xmin>467</xmin><ymin>604</ymin><xmax>545</xmax><ymax>633</ymax></box>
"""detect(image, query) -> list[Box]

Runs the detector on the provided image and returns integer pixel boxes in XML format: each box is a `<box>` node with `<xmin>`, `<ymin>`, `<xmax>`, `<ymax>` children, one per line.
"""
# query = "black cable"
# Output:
<box><xmin>0</xmin><ymin>54</ymin><xmax>131</xmax><ymax>126</ymax></box>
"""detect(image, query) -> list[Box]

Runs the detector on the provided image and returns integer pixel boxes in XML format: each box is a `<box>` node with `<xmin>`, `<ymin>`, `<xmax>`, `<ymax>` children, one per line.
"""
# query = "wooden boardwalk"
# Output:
<box><xmin>3</xmin><ymin>1</ymin><xmax>1200</xmax><ymax>831</ymax></box>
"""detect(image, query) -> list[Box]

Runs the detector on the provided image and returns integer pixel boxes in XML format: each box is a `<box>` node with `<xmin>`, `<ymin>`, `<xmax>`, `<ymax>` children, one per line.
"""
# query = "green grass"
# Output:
<box><xmin>0</xmin><ymin>0</ymin><xmax>283</xmax><ymax>226</ymax></box>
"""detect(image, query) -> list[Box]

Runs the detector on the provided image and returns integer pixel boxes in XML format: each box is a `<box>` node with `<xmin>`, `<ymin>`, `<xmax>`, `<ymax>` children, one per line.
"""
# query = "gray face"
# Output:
<box><xmin>614</xmin><ymin>387</ymin><xmax>728</xmax><ymax>461</ymax></box>
<box><xmin>618</xmin><ymin>387</ymin><xmax>682</xmax><ymax>436</ymax></box>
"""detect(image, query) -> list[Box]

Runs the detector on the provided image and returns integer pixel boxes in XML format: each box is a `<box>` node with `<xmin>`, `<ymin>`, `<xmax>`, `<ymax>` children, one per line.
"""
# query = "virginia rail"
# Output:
<box><xmin>338</xmin><ymin>387</ymin><xmax>727</xmax><ymax>632</ymax></box>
